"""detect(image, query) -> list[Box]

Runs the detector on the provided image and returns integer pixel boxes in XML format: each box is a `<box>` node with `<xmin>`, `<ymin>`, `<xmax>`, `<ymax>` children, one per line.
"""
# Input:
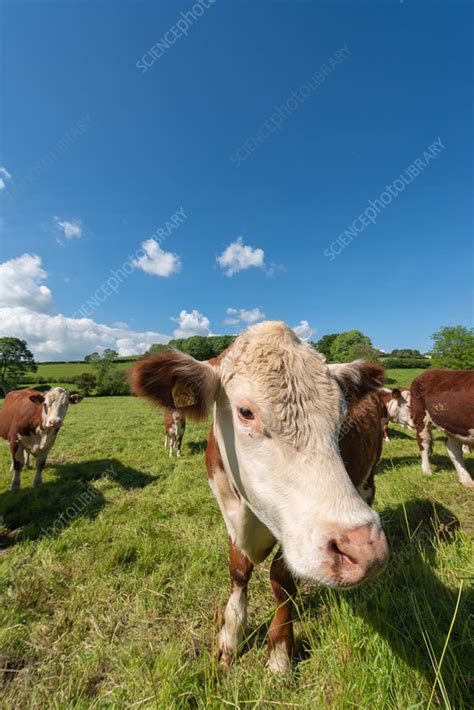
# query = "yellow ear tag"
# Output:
<box><xmin>172</xmin><ymin>381</ymin><xmax>198</xmax><ymax>407</ymax></box>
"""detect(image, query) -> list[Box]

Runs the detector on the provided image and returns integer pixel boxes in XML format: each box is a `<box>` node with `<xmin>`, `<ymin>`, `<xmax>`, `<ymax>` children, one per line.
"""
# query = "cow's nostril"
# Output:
<box><xmin>328</xmin><ymin>539</ymin><xmax>358</xmax><ymax>567</ymax></box>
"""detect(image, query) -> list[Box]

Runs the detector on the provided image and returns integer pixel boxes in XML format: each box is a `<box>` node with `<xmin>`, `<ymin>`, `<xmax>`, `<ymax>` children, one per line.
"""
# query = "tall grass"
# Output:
<box><xmin>0</xmin><ymin>396</ymin><xmax>472</xmax><ymax>708</ymax></box>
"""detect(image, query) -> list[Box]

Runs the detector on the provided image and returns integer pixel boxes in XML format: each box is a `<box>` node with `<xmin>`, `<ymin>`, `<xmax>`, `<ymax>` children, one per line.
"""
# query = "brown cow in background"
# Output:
<box><xmin>410</xmin><ymin>369</ymin><xmax>474</xmax><ymax>488</ymax></box>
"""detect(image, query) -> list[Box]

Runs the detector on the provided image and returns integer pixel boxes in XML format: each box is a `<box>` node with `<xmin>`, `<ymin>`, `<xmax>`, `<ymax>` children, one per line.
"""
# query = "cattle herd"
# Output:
<box><xmin>0</xmin><ymin>321</ymin><xmax>472</xmax><ymax>672</ymax></box>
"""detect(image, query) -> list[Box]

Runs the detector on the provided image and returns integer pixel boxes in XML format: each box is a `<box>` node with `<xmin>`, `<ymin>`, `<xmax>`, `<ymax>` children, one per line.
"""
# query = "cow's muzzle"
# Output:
<box><xmin>326</xmin><ymin>523</ymin><xmax>388</xmax><ymax>587</ymax></box>
<box><xmin>46</xmin><ymin>419</ymin><xmax>63</xmax><ymax>430</ymax></box>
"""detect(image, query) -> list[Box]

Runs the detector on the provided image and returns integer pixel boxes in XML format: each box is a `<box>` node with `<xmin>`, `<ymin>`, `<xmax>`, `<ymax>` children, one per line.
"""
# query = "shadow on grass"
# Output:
<box><xmin>187</xmin><ymin>439</ymin><xmax>208</xmax><ymax>455</ymax></box>
<box><xmin>53</xmin><ymin>457</ymin><xmax>157</xmax><ymax>490</ymax></box>
<box><xmin>377</xmin><ymin>454</ymin><xmax>421</xmax><ymax>474</ymax></box>
<box><xmin>383</xmin><ymin>427</ymin><xmax>415</xmax><ymax>441</ymax></box>
<box><xmin>300</xmin><ymin>499</ymin><xmax>472</xmax><ymax>706</ymax></box>
<box><xmin>0</xmin><ymin>458</ymin><xmax>157</xmax><ymax>548</ymax></box>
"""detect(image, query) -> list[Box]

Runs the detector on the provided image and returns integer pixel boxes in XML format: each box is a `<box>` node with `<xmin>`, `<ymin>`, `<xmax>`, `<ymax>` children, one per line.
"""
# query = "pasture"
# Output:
<box><xmin>0</xmin><ymin>395</ymin><xmax>472</xmax><ymax>709</ymax></box>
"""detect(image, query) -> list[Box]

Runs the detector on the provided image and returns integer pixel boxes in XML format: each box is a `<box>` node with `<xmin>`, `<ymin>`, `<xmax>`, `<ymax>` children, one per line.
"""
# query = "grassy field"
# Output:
<box><xmin>0</xmin><ymin>396</ymin><xmax>472</xmax><ymax>708</ymax></box>
<box><xmin>31</xmin><ymin>360</ymin><xmax>134</xmax><ymax>379</ymax></box>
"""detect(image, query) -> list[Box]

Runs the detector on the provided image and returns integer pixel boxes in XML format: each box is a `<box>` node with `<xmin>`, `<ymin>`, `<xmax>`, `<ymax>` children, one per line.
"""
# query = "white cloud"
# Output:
<box><xmin>0</xmin><ymin>253</ymin><xmax>170</xmax><ymax>360</ymax></box>
<box><xmin>293</xmin><ymin>320</ymin><xmax>315</xmax><ymax>341</ymax></box>
<box><xmin>0</xmin><ymin>166</ymin><xmax>12</xmax><ymax>190</ymax></box>
<box><xmin>0</xmin><ymin>253</ymin><xmax>53</xmax><ymax>312</ymax></box>
<box><xmin>132</xmin><ymin>238</ymin><xmax>181</xmax><ymax>277</ymax></box>
<box><xmin>172</xmin><ymin>309</ymin><xmax>210</xmax><ymax>338</ymax></box>
<box><xmin>224</xmin><ymin>306</ymin><xmax>266</xmax><ymax>325</ymax></box>
<box><xmin>0</xmin><ymin>307</ymin><xmax>169</xmax><ymax>360</ymax></box>
<box><xmin>54</xmin><ymin>216</ymin><xmax>82</xmax><ymax>241</ymax></box>
<box><xmin>217</xmin><ymin>237</ymin><xmax>265</xmax><ymax>277</ymax></box>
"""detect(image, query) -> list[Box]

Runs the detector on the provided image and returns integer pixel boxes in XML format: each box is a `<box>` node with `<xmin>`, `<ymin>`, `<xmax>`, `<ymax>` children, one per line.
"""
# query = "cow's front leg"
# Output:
<box><xmin>446</xmin><ymin>435</ymin><xmax>474</xmax><ymax>488</ymax></box>
<box><xmin>33</xmin><ymin>451</ymin><xmax>48</xmax><ymax>487</ymax></box>
<box><xmin>10</xmin><ymin>443</ymin><xmax>24</xmax><ymax>492</ymax></box>
<box><xmin>219</xmin><ymin>538</ymin><xmax>253</xmax><ymax>667</ymax></box>
<box><xmin>266</xmin><ymin>548</ymin><xmax>296</xmax><ymax>674</ymax></box>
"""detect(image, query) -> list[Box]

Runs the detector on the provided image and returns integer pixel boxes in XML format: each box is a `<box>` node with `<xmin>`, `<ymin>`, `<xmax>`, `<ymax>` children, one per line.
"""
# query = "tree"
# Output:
<box><xmin>314</xmin><ymin>334</ymin><xmax>339</xmax><ymax>361</ymax></box>
<box><xmin>103</xmin><ymin>348</ymin><xmax>118</xmax><ymax>361</ymax></box>
<box><xmin>0</xmin><ymin>337</ymin><xmax>37</xmax><ymax>395</ymax></box>
<box><xmin>330</xmin><ymin>330</ymin><xmax>379</xmax><ymax>363</ymax></box>
<box><xmin>75</xmin><ymin>372</ymin><xmax>97</xmax><ymax>396</ymax></box>
<box><xmin>390</xmin><ymin>348</ymin><xmax>422</xmax><ymax>358</ymax></box>
<box><xmin>431</xmin><ymin>326</ymin><xmax>474</xmax><ymax>369</ymax></box>
<box><xmin>96</xmin><ymin>367</ymin><xmax>130</xmax><ymax>396</ymax></box>
<box><xmin>84</xmin><ymin>352</ymin><xmax>101</xmax><ymax>364</ymax></box>
<box><xmin>147</xmin><ymin>343</ymin><xmax>169</xmax><ymax>355</ymax></box>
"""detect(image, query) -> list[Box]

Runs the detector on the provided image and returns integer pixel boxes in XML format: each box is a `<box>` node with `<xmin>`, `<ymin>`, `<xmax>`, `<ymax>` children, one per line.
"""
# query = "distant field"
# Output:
<box><xmin>32</xmin><ymin>360</ymin><xmax>134</xmax><ymax>379</ymax></box>
<box><xmin>0</xmin><ymin>396</ymin><xmax>472</xmax><ymax>707</ymax></box>
<box><xmin>384</xmin><ymin>368</ymin><xmax>426</xmax><ymax>388</ymax></box>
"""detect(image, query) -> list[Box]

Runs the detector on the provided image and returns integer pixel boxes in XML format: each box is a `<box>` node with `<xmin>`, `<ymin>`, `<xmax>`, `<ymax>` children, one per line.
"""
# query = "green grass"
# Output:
<box><xmin>384</xmin><ymin>368</ymin><xmax>427</xmax><ymax>388</ymax></box>
<box><xmin>32</xmin><ymin>361</ymin><xmax>133</xmax><ymax>379</ymax></box>
<box><xmin>0</xmin><ymin>397</ymin><xmax>472</xmax><ymax>708</ymax></box>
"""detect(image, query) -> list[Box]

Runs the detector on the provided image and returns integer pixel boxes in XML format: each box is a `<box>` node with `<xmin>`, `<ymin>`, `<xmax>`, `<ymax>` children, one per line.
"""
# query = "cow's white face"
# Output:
<box><xmin>132</xmin><ymin>321</ymin><xmax>388</xmax><ymax>588</ymax></box>
<box><xmin>387</xmin><ymin>389</ymin><xmax>413</xmax><ymax>428</ymax></box>
<box><xmin>30</xmin><ymin>387</ymin><xmax>83</xmax><ymax>429</ymax></box>
<box><xmin>213</xmin><ymin>323</ymin><xmax>386</xmax><ymax>585</ymax></box>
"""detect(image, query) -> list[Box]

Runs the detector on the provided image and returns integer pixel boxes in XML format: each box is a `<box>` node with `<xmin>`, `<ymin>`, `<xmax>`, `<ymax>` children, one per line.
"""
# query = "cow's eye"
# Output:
<box><xmin>238</xmin><ymin>407</ymin><xmax>254</xmax><ymax>421</ymax></box>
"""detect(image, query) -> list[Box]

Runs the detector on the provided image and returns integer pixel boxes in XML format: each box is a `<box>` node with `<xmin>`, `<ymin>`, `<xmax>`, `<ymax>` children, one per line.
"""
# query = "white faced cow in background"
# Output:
<box><xmin>0</xmin><ymin>387</ymin><xmax>83</xmax><ymax>491</ymax></box>
<box><xmin>378</xmin><ymin>387</ymin><xmax>413</xmax><ymax>441</ymax></box>
<box><xmin>164</xmin><ymin>408</ymin><xmax>186</xmax><ymax>457</ymax></box>
<box><xmin>131</xmin><ymin>321</ymin><xmax>388</xmax><ymax>672</ymax></box>
<box><xmin>410</xmin><ymin>369</ymin><xmax>474</xmax><ymax>489</ymax></box>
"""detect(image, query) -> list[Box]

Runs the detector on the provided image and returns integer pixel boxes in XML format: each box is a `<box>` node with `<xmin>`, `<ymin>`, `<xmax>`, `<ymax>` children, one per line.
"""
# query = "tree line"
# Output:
<box><xmin>0</xmin><ymin>325</ymin><xmax>473</xmax><ymax>396</ymax></box>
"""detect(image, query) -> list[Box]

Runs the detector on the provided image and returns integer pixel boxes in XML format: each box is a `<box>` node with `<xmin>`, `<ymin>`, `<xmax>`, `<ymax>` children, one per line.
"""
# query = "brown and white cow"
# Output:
<box><xmin>164</xmin><ymin>408</ymin><xmax>186</xmax><ymax>457</ymax></box>
<box><xmin>378</xmin><ymin>387</ymin><xmax>413</xmax><ymax>441</ymax></box>
<box><xmin>410</xmin><ymin>369</ymin><xmax>474</xmax><ymax>489</ymax></box>
<box><xmin>131</xmin><ymin>322</ymin><xmax>388</xmax><ymax>671</ymax></box>
<box><xmin>0</xmin><ymin>387</ymin><xmax>83</xmax><ymax>491</ymax></box>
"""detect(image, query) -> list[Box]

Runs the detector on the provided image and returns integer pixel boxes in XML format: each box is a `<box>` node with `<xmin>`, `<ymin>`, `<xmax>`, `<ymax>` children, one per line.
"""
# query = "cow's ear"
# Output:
<box><xmin>69</xmin><ymin>394</ymin><xmax>84</xmax><ymax>404</ymax></box>
<box><xmin>30</xmin><ymin>394</ymin><xmax>45</xmax><ymax>404</ymax></box>
<box><xmin>329</xmin><ymin>360</ymin><xmax>385</xmax><ymax>403</ymax></box>
<box><xmin>130</xmin><ymin>350</ymin><xmax>219</xmax><ymax>420</ymax></box>
<box><xmin>391</xmin><ymin>388</ymin><xmax>402</xmax><ymax>399</ymax></box>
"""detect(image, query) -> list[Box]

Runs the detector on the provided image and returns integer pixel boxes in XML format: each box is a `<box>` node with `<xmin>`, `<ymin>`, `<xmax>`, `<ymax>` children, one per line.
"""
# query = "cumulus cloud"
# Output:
<box><xmin>224</xmin><ymin>306</ymin><xmax>266</xmax><ymax>325</ymax></box>
<box><xmin>293</xmin><ymin>320</ymin><xmax>315</xmax><ymax>341</ymax></box>
<box><xmin>0</xmin><ymin>166</ymin><xmax>12</xmax><ymax>190</ymax></box>
<box><xmin>172</xmin><ymin>309</ymin><xmax>210</xmax><ymax>338</ymax></box>
<box><xmin>54</xmin><ymin>216</ymin><xmax>82</xmax><ymax>242</ymax></box>
<box><xmin>0</xmin><ymin>253</ymin><xmax>53</xmax><ymax>312</ymax></box>
<box><xmin>0</xmin><ymin>253</ymin><xmax>169</xmax><ymax>359</ymax></box>
<box><xmin>132</xmin><ymin>238</ymin><xmax>181</xmax><ymax>277</ymax></box>
<box><xmin>217</xmin><ymin>237</ymin><xmax>265</xmax><ymax>277</ymax></box>
<box><xmin>0</xmin><ymin>307</ymin><xmax>169</xmax><ymax>360</ymax></box>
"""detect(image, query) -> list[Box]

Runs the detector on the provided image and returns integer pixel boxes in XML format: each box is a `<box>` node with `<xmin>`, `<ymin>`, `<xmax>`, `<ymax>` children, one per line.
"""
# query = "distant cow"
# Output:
<box><xmin>131</xmin><ymin>321</ymin><xmax>388</xmax><ymax>672</ymax></box>
<box><xmin>164</xmin><ymin>408</ymin><xmax>186</xmax><ymax>457</ymax></box>
<box><xmin>0</xmin><ymin>387</ymin><xmax>83</xmax><ymax>491</ymax></box>
<box><xmin>378</xmin><ymin>387</ymin><xmax>413</xmax><ymax>441</ymax></box>
<box><xmin>410</xmin><ymin>370</ymin><xmax>474</xmax><ymax>489</ymax></box>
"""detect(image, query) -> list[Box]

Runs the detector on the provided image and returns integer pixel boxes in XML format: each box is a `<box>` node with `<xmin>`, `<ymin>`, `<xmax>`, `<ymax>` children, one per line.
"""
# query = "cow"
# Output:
<box><xmin>0</xmin><ymin>387</ymin><xmax>84</xmax><ymax>491</ymax></box>
<box><xmin>410</xmin><ymin>369</ymin><xmax>474</xmax><ymax>489</ymax></box>
<box><xmin>378</xmin><ymin>387</ymin><xmax>413</xmax><ymax>441</ymax></box>
<box><xmin>131</xmin><ymin>321</ymin><xmax>389</xmax><ymax>672</ymax></box>
<box><xmin>164</xmin><ymin>408</ymin><xmax>186</xmax><ymax>457</ymax></box>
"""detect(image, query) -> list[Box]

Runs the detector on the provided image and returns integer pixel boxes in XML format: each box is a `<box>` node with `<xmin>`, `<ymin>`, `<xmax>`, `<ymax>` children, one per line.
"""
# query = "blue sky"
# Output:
<box><xmin>0</xmin><ymin>0</ymin><xmax>472</xmax><ymax>360</ymax></box>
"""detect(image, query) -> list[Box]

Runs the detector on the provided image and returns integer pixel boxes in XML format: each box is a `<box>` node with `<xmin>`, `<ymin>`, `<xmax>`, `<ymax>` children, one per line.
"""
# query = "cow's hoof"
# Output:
<box><xmin>218</xmin><ymin>652</ymin><xmax>232</xmax><ymax>669</ymax></box>
<box><xmin>266</xmin><ymin>645</ymin><xmax>291</xmax><ymax>674</ymax></box>
<box><xmin>422</xmin><ymin>470</ymin><xmax>432</xmax><ymax>477</ymax></box>
<box><xmin>462</xmin><ymin>479</ymin><xmax>474</xmax><ymax>489</ymax></box>
<box><xmin>10</xmin><ymin>484</ymin><xmax>20</xmax><ymax>493</ymax></box>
